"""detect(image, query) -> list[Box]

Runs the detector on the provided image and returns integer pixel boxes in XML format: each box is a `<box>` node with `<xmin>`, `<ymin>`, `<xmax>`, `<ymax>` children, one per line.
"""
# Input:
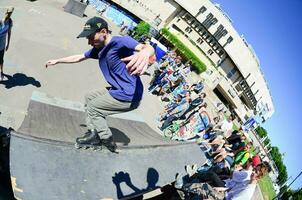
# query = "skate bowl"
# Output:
<box><xmin>9</xmin><ymin>92</ymin><xmax>205</xmax><ymax>199</ymax></box>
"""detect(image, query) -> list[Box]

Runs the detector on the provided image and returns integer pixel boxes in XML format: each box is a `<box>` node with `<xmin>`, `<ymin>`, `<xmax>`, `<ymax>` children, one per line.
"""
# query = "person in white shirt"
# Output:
<box><xmin>225</xmin><ymin>161</ymin><xmax>271</xmax><ymax>200</ymax></box>
<box><xmin>215</xmin><ymin>115</ymin><xmax>234</xmax><ymax>138</ymax></box>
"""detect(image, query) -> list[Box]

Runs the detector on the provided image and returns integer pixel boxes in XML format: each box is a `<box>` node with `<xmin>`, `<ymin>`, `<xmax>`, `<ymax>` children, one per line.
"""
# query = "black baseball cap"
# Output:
<box><xmin>77</xmin><ymin>17</ymin><xmax>108</xmax><ymax>38</ymax></box>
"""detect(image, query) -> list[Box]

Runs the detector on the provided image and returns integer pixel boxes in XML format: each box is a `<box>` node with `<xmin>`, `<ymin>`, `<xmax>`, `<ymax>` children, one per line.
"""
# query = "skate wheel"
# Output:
<box><xmin>75</xmin><ymin>143</ymin><xmax>81</xmax><ymax>149</ymax></box>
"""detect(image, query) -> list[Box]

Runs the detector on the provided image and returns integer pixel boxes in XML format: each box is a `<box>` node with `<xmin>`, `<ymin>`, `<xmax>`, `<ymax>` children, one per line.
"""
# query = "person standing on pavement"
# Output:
<box><xmin>0</xmin><ymin>7</ymin><xmax>14</xmax><ymax>81</ymax></box>
<box><xmin>45</xmin><ymin>17</ymin><xmax>155</xmax><ymax>152</ymax></box>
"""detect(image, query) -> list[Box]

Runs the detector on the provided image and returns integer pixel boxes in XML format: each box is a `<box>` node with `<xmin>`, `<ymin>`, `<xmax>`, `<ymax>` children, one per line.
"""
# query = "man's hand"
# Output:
<box><xmin>121</xmin><ymin>46</ymin><xmax>155</xmax><ymax>76</ymax></box>
<box><xmin>45</xmin><ymin>59</ymin><xmax>58</xmax><ymax>68</ymax></box>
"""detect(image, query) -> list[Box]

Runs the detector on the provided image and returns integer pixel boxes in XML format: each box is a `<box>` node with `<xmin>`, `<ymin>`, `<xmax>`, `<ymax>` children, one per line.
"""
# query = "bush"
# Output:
<box><xmin>160</xmin><ymin>28</ymin><xmax>206</xmax><ymax>73</ymax></box>
<box><xmin>133</xmin><ymin>21</ymin><xmax>151</xmax><ymax>40</ymax></box>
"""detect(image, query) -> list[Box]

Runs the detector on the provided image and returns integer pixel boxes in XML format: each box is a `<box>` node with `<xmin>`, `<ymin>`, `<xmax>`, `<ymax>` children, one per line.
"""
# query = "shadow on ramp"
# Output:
<box><xmin>10</xmin><ymin>99</ymin><xmax>205</xmax><ymax>199</ymax></box>
<box><xmin>112</xmin><ymin>168</ymin><xmax>160</xmax><ymax>199</ymax></box>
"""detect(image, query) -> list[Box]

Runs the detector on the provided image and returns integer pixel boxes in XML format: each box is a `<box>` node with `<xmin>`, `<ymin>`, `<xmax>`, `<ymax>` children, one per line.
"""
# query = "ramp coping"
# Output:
<box><xmin>10</xmin><ymin>131</ymin><xmax>195</xmax><ymax>150</ymax></box>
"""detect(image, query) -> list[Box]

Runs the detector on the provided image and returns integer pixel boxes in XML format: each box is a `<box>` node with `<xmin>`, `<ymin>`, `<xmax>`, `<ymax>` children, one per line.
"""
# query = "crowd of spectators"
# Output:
<box><xmin>147</xmin><ymin>50</ymin><xmax>271</xmax><ymax>200</ymax></box>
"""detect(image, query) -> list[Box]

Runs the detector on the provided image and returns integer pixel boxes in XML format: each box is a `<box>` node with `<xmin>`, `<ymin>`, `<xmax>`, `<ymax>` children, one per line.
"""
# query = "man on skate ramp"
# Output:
<box><xmin>45</xmin><ymin>17</ymin><xmax>155</xmax><ymax>152</ymax></box>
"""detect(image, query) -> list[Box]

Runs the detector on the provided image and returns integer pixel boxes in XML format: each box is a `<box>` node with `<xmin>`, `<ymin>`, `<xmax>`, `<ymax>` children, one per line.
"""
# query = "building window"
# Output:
<box><xmin>200</xmin><ymin>6</ymin><xmax>207</xmax><ymax>13</ymax></box>
<box><xmin>197</xmin><ymin>37</ymin><xmax>204</xmax><ymax>44</ymax></box>
<box><xmin>201</xmin><ymin>30</ymin><xmax>207</xmax><ymax>37</ymax></box>
<box><xmin>207</xmin><ymin>49</ymin><xmax>214</xmax><ymax>55</ymax></box>
<box><xmin>194</xmin><ymin>24</ymin><xmax>201</xmax><ymax>32</ymax></box>
<box><xmin>184</xmin><ymin>13</ymin><xmax>191</xmax><ymax>21</ymax></box>
<box><xmin>235</xmin><ymin>84</ymin><xmax>242</xmax><ymax>92</ymax></box>
<box><xmin>216</xmin><ymin>48</ymin><xmax>225</xmax><ymax>57</ymax></box>
<box><xmin>202</xmin><ymin>32</ymin><xmax>208</xmax><ymax>39</ymax></box>
<box><xmin>227</xmin><ymin>36</ymin><xmax>233</xmax><ymax>43</ymax></box>
<box><xmin>195</xmin><ymin>6</ymin><xmax>207</xmax><ymax>18</ymax></box>
<box><xmin>212</xmin><ymin>18</ymin><xmax>218</xmax><ymax>26</ymax></box>
<box><xmin>213</xmin><ymin>43</ymin><xmax>219</xmax><ymax>50</ymax></box>
<box><xmin>223</xmin><ymin>36</ymin><xmax>234</xmax><ymax>48</ymax></box>
<box><xmin>206</xmin><ymin>35</ymin><xmax>212</xmax><ymax>42</ymax></box>
<box><xmin>188</xmin><ymin>19</ymin><xmax>194</xmax><ymax>25</ymax></box>
<box><xmin>209</xmin><ymin>40</ymin><xmax>217</xmax><ymax>47</ymax></box>
<box><xmin>213</xmin><ymin>25</ymin><xmax>228</xmax><ymax>40</ymax></box>
<box><xmin>195</xmin><ymin>24</ymin><xmax>204</xmax><ymax>32</ymax></box>
<box><xmin>191</xmin><ymin>21</ymin><xmax>197</xmax><ymax>28</ymax></box>
<box><xmin>185</xmin><ymin>26</ymin><xmax>193</xmax><ymax>33</ymax></box>
<box><xmin>202</xmin><ymin>13</ymin><xmax>217</xmax><ymax>29</ymax></box>
<box><xmin>153</xmin><ymin>16</ymin><xmax>162</xmax><ymax>26</ymax></box>
<box><xmin>227</xmin><ymin>68</ymin><xmax>237</xmax><ymax>79</ymax></box>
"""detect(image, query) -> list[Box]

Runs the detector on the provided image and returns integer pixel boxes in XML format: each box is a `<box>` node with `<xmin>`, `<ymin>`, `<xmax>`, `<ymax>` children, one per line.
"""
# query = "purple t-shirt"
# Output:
<box><xmin>84</xmin><ymin>36</ymin><xmax>143</xmax><ymax>103</ymax></box>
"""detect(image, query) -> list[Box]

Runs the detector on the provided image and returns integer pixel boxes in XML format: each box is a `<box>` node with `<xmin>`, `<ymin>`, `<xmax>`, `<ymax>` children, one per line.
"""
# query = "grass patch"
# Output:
<box><xmin>258</xmin><ymin>175</ymin><xmax>276</xmax><ymax>200</ymax></box>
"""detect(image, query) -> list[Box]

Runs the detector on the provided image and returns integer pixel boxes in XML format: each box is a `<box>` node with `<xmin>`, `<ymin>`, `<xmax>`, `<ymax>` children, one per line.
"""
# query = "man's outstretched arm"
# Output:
<box><xmin>45</xmin><ymin>54</ymin><xmax>87</xmax><ymax>68</ymax></box>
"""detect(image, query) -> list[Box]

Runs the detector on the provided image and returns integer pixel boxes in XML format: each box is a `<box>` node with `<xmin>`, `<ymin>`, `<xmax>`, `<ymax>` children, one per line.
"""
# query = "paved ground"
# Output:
<box><xmin>0</xmin><ymin>1</ymin><xmax>263</xmax><ymax>199</ymax></box>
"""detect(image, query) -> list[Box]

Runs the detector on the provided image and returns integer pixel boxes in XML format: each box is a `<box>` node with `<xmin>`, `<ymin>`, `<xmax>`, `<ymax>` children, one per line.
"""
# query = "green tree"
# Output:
<box><xmin>278</xmin><ymin>165</ymin><xmax>288</xmax><ymax>185</ymax></box>
<box><xmin>281</xmin><ymin>188</ymin><xmax>293</xmax><ymax>200</ymax></box>
<box><xmin>132</xmin><ymin>21</ymin><xmax>150</xmax><ymax>40</ymax></box>
<box><xmin>282</xmin><ymin>188</ymin><xmax>302</xmax><ymax>200</ymax></box>
<box><xmin>270</xmin><ymin>146</ymin><xmax>288</xmax><ymax>185</ymax></box>
<box><xmin>292</xmin><ymin>188</ymin><xmax>302</xmax><ymax>200</ymax></box>
<box><xmin>264</xmin><ymin>138</ymin><xmax>271</xmax><ymax>146</ymax></box>
<box><xmin>255</xmin><ymin>126</ymin><xmax>268</xmax><ymax>138</ymax></box>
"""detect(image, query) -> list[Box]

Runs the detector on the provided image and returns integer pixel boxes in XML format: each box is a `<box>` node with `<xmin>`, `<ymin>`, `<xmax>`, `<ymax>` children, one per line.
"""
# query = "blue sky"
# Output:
<box><xmin>213</xmin><ymin>0</ymin><xmax>302</xmax><ymax>189</ymax></box>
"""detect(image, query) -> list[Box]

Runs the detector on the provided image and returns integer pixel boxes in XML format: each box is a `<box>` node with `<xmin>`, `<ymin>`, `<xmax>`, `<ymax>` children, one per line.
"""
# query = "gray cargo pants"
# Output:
<box><xmin>85</xmin><ymin>89</ymin><xmax>138</xmax><ymax>139</ymax></box>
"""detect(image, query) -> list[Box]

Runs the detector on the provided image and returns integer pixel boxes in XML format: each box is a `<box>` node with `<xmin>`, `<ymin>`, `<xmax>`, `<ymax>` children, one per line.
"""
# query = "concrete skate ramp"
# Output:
<box><xmin>17</xmin><ymin>100</ymin><xmax>181</xmax><ymax>147</ymax></box>
<box><xmin>10</xmin><ymin>100</ymin><xmax>205</xmax><ymax>199</ymax></box>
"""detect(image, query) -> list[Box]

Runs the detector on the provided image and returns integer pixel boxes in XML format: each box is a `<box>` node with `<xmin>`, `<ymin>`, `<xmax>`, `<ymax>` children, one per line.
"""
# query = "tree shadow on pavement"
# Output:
<box><xmin>112</xmin><ymin>168</ymin><xmax>160</xmax><ymax>199</ymax></box>
<box><xmin>0</xmin><ymin>73</ymin><xmax>41</xmax><ymax>89</ymax></box>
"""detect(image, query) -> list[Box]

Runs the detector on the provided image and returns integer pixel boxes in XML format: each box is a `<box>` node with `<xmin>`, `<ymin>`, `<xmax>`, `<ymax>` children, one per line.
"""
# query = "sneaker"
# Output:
<box><xmin>101</xmin><ymin>137</ymin><xmax>117</xmax><ymax>153</ymax></box>
<box><xmin>174</xmin><ymin>173</ymin><xmax>183</xmax><ymax>189</ymax></box>
<box><xmin>186</xmin><ymin>164</ymin><xmax>197</xmax><ymax>177</ymax></box>
<box><xmin>191</xmin><ymin>164</ymin><xmax>198</xmax><ymax>174</ymax></box>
